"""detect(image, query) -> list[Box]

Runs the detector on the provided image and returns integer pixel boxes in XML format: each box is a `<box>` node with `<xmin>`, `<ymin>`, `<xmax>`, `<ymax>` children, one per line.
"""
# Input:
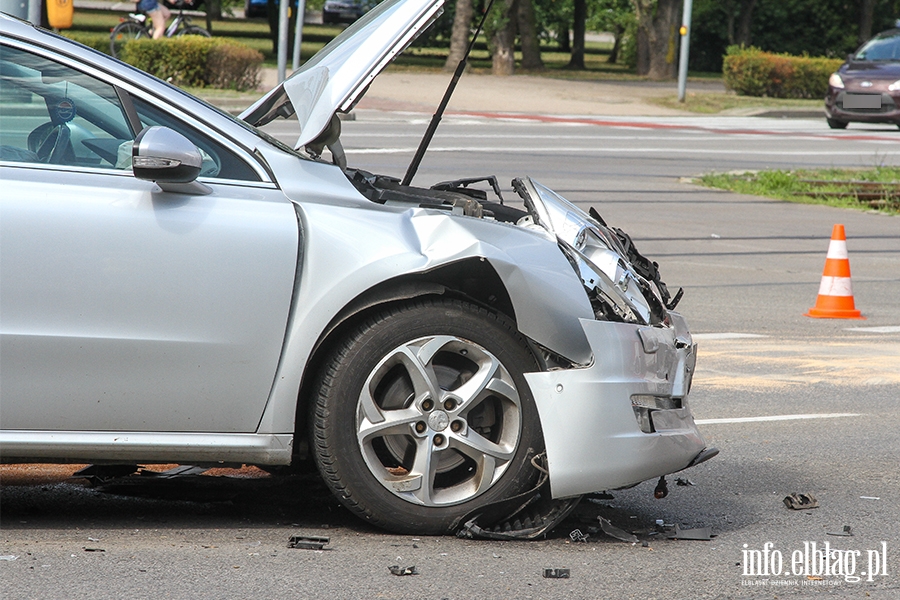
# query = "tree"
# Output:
<box><xmin>725</xmin><ymin>0</ymin><xmax>756</xmax><ymax>46</ymax></box>
<box><xmin>588</xmin><ymin>0</ymin><xmax>634</xmax><ymax>63</ymax></box>
<box><xmin>568</xmin><ymin>0</ymin><xmax>586</xmax><ymax>67</ymax></box>
<box><xmin>858</xmin><ymin>0</ymin><xmax>876</xmax><ymax>45</ymax></box>
<box><xmin>444</xmin><ymin>0</ymin><xmax>475</xmax><ymax>70</ymax></box>
<box><xmin>519</xmin><ymin>0</ymin><xmax>545</xmax><ymax>69</ymax></box>
<box><xmin>632</xmin><ymin>0</ymin><xmax>681</xmax><ymax>79</ymax></box>
<box><xmin>490</xmin><ymin>0</ymin><xmax>517</xmax><ymax>75</ymax></box>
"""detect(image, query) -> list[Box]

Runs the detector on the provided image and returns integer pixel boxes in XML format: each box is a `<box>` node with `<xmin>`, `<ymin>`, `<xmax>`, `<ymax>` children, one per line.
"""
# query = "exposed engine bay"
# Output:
<box><xmin>344</xmin><ymin>166</ymin><xmax>682</xmax><ymax>329</ymax></box>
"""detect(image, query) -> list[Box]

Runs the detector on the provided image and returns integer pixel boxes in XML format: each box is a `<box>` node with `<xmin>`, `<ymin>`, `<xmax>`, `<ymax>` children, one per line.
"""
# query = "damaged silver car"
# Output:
<box><xmin>0</xmin><ymin>0</ymin><xmax>715</xmax><ymax>535</ymax></box>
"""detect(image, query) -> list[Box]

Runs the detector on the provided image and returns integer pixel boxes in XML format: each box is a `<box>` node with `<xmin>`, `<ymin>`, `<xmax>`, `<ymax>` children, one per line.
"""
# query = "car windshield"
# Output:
<box><xmin>856</xmin><ymin>33</ymin><xmax>900</xmax><ymax>61</ymax></box>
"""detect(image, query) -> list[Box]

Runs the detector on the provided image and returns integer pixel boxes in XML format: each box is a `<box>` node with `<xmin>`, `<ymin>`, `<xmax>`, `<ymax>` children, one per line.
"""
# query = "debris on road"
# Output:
<box><xmin>82</xmin><ymin>547</ymin><xmax>106</xmax><ymax>552</ymax></box>
<box><xmin>783</xmin><ymin>493</ymin><xmax>819</xmax><ymax>510</ymax></box>
<box><xmin>388</xmin><ymin>565</ymin><xmax>418</xmax><ymax>576</ymax></box>
<box><xmin>72</xmin><ymin>464</ymin><xmax>138</xmax><ymax>486</ymax></box>
<box><xmin>598</xmin><ymin>517</ymin><xmax>638</xmax><ymax>544</ymax></box>
<box><xmin>542</xmin><ymin>568</ymin><xmax>570</xmax><ymax>579</ymax></box>
<box><xmin>653</xmin><ymin>476</ymin><xmax>668</xmax><ymax>499</ymax></box>
<box><xmin>457</xmin><ymin>494</ymin><xmax>581</xmax><ymax>541</ymax></box>
<box><xmin>666</xmin><ymin>525</ymin><xmax>714</xmax><ymax>541</ymax></box>
<box><xmin>860</xmin><ymin>496</ymin><xmax>881</xmax><ymax>500</ymax></box>
<box><xmin>827</xmin><ymin>525</ymin><xmax>853</xmax><ymax>537</ymax></box>
<box><xmin>288</xmin><ymin>535</ymin><xmax>330</xmax><ymax>550</ymax></box>
<box><xmin>0</xmin><ymin>555</ymin><xmax>18</xmax><ymax>561</ymax></box>
<box><xmin>568</xmin><ymin>529</ymin><xmax>589</xmax><ymax>543</ymax></box>
<box><xmin>675</xmin><ymin>477</ymin><xmax>695</xmax><ymax>486</ymax></box>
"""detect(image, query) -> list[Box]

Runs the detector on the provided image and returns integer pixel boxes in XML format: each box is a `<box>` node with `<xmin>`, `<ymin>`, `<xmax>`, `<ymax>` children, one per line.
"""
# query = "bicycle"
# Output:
<box><xmin>110</xmin><ymin>0</ymin><xmax>210</xmax><ymax>59</ymax></box>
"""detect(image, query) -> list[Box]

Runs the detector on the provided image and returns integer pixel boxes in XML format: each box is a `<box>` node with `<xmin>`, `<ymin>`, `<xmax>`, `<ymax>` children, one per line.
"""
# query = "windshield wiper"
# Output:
<box><xmin>401</xmin><ymin>0</ymin><xmax>496</xmax><ymax>186</ymax></box>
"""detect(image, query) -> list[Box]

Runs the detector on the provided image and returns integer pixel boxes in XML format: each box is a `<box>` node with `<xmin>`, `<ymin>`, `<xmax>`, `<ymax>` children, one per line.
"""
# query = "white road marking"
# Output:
<box><xmin>845</xmin><ymin>326</ymin><xmax>900</xmax><ymax>333</ymax></box>
<box><xmin>692</xmin><ymin>333</ymin><xmax>769</xmax><ymax>340</ymax></box>
<box><xmin>696</xmin><ymin>413</ymin><xmax>862</xmax><ymax>425</ymax></box>
<box><xmin>346</xmin><ymin>147</ymin><xmax>899</xmax><ymax>156</ymax></box>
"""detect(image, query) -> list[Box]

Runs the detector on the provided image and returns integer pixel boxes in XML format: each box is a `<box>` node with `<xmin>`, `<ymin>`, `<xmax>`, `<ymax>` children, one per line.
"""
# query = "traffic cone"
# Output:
<box><xmin>805</xmin><ymin>224</ymin><xmax>865</xmax><ymax>319</ymax></box>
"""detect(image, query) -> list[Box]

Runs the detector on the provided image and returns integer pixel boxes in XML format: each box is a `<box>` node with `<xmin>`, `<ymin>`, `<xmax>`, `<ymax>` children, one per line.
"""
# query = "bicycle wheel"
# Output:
<box><xmin>177</xmin><ymin>25</ymin><xmax>211</xmax><ymax>37</ymax></box>
<box><xmin>110</xmin><ymin>21</ymin><xmax>149</xmax><ymax>59</ymax></box>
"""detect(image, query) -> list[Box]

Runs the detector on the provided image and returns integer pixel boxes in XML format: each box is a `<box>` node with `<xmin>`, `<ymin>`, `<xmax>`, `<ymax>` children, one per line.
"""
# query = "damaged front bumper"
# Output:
<box><xmin>525</xmin><ymin>312</ymin><xmax>710</xmax><ymax>499</ymax></box>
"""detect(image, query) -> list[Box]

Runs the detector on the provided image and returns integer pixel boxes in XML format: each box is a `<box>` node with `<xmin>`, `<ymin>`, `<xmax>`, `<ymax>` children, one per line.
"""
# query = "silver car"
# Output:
<box><xmin>0</xmin><ymin>0</ymin><xmax>714</xmax><ymax>535</ymax></box>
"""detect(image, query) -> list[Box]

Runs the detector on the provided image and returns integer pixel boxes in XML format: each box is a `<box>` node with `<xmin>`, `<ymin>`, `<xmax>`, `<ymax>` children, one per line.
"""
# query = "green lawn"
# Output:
<box><xmin>698</xmin><ymin>167</ymin><xmax>900</xmax><ymax>215</ymax></box>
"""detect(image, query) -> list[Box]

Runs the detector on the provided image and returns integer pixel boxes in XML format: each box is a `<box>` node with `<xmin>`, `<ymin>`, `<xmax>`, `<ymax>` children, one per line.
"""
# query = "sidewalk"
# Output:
<box><xmin>254</xmin><ymin>68</ymin><xmax>726</xmax><ymax>117</ymax></box>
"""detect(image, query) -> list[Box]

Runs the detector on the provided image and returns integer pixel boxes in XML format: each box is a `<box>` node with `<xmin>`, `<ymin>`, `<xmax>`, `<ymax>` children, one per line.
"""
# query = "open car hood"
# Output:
<box><xmin>239</xmin><ymin>0</ymin><xmax>444</xmax><ymax>149</ymax></box>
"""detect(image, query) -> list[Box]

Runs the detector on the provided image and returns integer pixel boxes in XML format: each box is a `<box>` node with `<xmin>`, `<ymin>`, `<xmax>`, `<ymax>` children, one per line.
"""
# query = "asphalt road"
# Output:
<box><xmin>2</xmin><ymin>112</ymin><xmax>899</xmax><ymax>599</ymax></box>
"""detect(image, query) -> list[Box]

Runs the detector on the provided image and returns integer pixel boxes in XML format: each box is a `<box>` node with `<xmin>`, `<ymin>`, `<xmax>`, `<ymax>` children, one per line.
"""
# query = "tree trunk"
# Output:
<box><xmin>632</xmin><ymin>0</ymin><xmax>681</xmax><ymax>79</ymax></box>
<box><xmin>491</xmin><ymin>0</ymin><xmax>517</xmax><ymax>76</ymax></box>
<box><xmin>608</xmin><ymin>24</ymin><xmax>624</xmax><ymax>63</ymax></box>
<box><xmin>205</xmin><ymin>0</ymin><xmax>219</xmax><ymax>34</ymax></box>
<box><xmin>735</xmin><ymin>0</ymin><xmax>756</xmax><ymax>46</ymax></box>
<box><xmin>518</xmin><ymin>0</ymin><xmax>544</xmax><ymax>70</ymax></box>
<box><xmin>858</xmin><ymin>0</ymin><xmax>876</xmax><ymax>45</ymax></box>
<box><xmin>444</xmin><ymin>0</ymin><xmax>475</xmax><ymax>71</ymax></box>
<box><xmin>568</xmin><ymin>0</ymin><xmax>586</xmax><ymax>69</ymax></box>
<box><xmin>557</xmin><ymin>23</ymin><xmax>570</xmax><ymax>52</ymax></box>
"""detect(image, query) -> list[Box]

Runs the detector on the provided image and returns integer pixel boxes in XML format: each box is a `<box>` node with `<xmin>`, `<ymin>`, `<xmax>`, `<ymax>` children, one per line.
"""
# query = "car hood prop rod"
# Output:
<box><xmin>401</xmin><ymin>0</ymin><xmax>496</xmax><ymax>187</ymax></box>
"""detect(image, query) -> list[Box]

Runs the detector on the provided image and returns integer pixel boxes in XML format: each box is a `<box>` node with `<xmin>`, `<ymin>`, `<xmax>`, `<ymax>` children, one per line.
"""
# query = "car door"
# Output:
<box><xmin>0</xmin><ymin>41</ymin><xmax>299</xmax><ymax>433</ymax></box>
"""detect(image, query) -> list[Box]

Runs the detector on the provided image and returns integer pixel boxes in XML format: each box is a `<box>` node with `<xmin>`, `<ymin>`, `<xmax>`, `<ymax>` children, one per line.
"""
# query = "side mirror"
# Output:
<box><xmin>847</xmin><ymin>53</ymin><xmax>855</xmax><ymax>62</ymax></box>
<box><xmin>132</xmin><ymin>126</ymin><xmax>210</xmax><ymax>194</ymax></box>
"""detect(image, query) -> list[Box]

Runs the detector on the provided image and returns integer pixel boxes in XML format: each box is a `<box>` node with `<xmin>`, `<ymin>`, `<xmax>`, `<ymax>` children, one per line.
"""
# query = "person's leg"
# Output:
<box><xmin>149</xmin><ymin>4</ymin><xmax>170</xmax><ymax>39</ymax></box>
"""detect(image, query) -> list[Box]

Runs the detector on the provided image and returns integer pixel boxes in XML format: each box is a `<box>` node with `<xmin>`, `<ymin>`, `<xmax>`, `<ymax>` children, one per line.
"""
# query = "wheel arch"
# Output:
<box><xmin>290</xmin><ymin>257</ymin><xmax>519</xmax><ymax>461</ymax></box>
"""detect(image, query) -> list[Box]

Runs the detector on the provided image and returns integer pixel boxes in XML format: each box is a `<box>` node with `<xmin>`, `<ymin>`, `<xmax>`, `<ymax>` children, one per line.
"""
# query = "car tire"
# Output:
<box><xmin>311</xmin><ymin>297</ymin><xmax>544</xmax><ymax>534</ymax></box>
<box><xmin>826</xmin><ymin>118</ymin><xmax>848</xmax><ymax>129</ymax></box>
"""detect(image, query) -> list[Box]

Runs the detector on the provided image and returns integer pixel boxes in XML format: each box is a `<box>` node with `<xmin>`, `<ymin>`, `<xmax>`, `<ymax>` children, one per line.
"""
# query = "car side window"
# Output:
<box><xmin>130</xmin><ymin>97</ymin><xmax>260</xmax><ymax>182</ymax></box>
<box><xmin>0</xmin><ymin>44</ymin><xmax>132</xmax><ymax>168</ymax></box>
<box><xmin>1</xmin><ymin>43</ymin><xmax>260</xmax><ymax>182</ymax></box>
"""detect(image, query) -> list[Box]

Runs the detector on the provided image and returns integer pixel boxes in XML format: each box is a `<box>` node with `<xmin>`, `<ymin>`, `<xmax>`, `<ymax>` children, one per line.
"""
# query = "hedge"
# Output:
<box><xmin>121</xmin><ymin>37</ymin><xmax>263</xmax><ymax>91</ymax></box>
<box><xmin>722</xmin><ymin>46</ymin><xmax>844</xmax><ymax>99</ymax></box>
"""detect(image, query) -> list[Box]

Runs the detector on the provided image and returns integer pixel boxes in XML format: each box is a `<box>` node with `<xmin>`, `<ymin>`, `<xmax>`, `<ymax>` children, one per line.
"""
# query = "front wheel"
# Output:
<box><xmin>311</xmin><ymin>298</ymin><xmax>544</xmax><ymax>534</ymax></box>
<box><xmin>177</xmin><ymin>25</ymin><xmax>211</xmax><ymax>37</ymax></box>
<box><xmin>826</xmin><ymin>117</ymin><xmax>848</xmax><ymax>129</ymax></box>
<box><xmin>110</xmin><ymin>21</ymin><xmax>149</xmax><ymax>59</ymax></box>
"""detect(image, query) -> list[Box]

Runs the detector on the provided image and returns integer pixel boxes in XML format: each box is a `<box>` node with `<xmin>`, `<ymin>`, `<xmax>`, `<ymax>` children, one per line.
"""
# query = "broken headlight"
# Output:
<box><xmin>514</xmin><ymin>178</ymin><xmax>665</xmax><ymax>325</ymax></box>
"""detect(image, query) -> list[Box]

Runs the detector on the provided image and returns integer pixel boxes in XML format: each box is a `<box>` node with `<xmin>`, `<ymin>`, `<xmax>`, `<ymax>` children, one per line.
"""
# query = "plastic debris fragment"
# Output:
<box><xmin>388</xmin><ymin>565</ymin><xmax>418</xmax><ymax>576</ymax></box>
<box><xmin>783</xmin><ymin>493</ymin><xmax>819</xmax><ymax>510</ymax></box>
<box><xmin>542</xmin><ymin>568</ymin><xmax>570</xmax><ymax>579</ymax></box>
<box><xmin>288</xmin><ymin>535</ymin><xmax>330</xmax><ymax>550</ymax></box>
<box><xmin>598</xmin><ymin>517</ymin><xmax>638</xmax><ymax>543</ymax></box>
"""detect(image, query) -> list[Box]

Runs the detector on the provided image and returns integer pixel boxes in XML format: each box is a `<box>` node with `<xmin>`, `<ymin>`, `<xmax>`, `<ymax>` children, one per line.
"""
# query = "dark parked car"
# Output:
<box><xmin>825</xmin><ymin>28</ymin><xmax>900</xmax><ymax>129</ymax></box>
<box><xmin>322</xmin><ymin>0</ymin><xmax>368</xmax><ymax>24</ymax></box>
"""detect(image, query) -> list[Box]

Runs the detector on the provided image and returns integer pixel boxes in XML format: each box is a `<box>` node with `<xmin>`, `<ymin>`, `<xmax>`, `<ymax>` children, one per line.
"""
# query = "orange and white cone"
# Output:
<box><xmin>805</xmin><ymin>224</ymin><xmax>864</xmax><ymax>319</ymax></box>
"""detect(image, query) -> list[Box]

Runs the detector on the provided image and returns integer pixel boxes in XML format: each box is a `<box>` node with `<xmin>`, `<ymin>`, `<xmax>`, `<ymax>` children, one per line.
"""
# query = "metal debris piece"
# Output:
<box><xmin>783</xmin><ymin>493</ymin><xmax>819</xmax><ymax>510</ymax></box>
<box><xmin>588</xmin><ymin>491</ymin><xmax>614</xmax><ymax>500</ymax></box>
<box><xmin>72</xmin><ymin>464</ymin><xmax>138</xmax><ymax>485</ymax></box>
<box><xmin>83</xmin><ymin>547</ymin><xmax>106</xmax><ymax>552</ymax></box>
<box><xmin>653</xmin><ymin>476</ymin><xmax>668</xmax><ymax>499</ymax></box>
<box><xmin>458</xmin><ymin>495</ymin><xmax>581</xmax><ymax>541</ymax></box>
<box><xmin>388</xmin><ymin>565</ymin><xmax>418</xmax><ymax>576</ymax></box>
<box><xmin>542</xmin><ymin>568</ymin><xmax>570</xmax><ymax>579</ymax></box>
<box><xmin>827</xmin><ymin>525</ymin><xmax>853</xmax><ymax>537</ymax></box>
<box><xmin>675</xmin><ymin>477</ymin><xmax>695</xmax><ymax>486</ymax></box>
<box><xmin>666</xmin><ymin>525</ymin><xmax>714</xmax><ymax>541</ymax></box>
<box><xmin>568</xmin><ymin>529</ymin><xmax>589</xmax><ymax>543</ymax></box>
<box><xmin>598</xmin><ymin>517</ymin><xmax>638</xmax><ymax>544</ymax></box>
<box><xmin>140</xmin><ymin>465</ymin><xmax>209</xmax><ymax>478</ymax></box>
<box><xmin>288</xmin><ymin>535</ymin><xmax>330</xmax><ymax>550</ymax></box>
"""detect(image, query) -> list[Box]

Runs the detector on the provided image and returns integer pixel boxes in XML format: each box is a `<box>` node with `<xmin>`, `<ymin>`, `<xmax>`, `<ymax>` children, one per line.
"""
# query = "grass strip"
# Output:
<box><xmin>698</xmin><ymin>167</ymin><xmax>900</xmax><ymax>215</ymax></box>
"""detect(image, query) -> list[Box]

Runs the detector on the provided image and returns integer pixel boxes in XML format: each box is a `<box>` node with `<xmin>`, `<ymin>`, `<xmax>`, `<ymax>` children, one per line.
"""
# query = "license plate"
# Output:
<box><xmin>843</xmin><ymin>93</ymin><xmax>881</xmax><ymax>109</ymax></box>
